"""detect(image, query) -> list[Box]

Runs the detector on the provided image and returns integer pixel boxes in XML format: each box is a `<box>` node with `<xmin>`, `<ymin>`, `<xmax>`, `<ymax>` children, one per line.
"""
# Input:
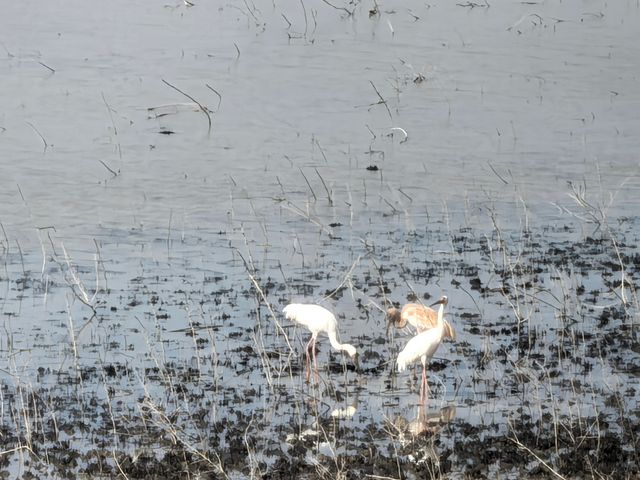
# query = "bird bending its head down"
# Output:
<box><xmin>283</xmin><ymin>303</ymin><xmax>358</xmax><ymax>381</ymax></box>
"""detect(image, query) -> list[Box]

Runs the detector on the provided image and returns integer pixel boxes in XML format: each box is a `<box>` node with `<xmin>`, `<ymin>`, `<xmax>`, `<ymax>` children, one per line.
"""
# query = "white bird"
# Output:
<box><xmin>397</xmin><ymin>295</ymin><xmax>449</xmax><ymax>403</ymax></box>
<box><xmin>283</xmin><ymin>303</ymin><xmax>358</xmax><ymax>382</ymax></box>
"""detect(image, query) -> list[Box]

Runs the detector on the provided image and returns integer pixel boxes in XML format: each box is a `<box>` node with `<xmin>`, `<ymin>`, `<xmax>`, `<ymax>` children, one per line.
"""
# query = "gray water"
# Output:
<box><xmin>1</xmin><ymin>1</ymin><xmax>639</xmax><ymax>478</ymax></box>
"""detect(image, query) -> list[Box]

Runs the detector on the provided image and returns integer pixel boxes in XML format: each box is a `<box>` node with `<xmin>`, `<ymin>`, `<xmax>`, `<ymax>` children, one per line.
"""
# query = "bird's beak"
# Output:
<box><xmin>385</xmin><ymin>308</ymin><xmax>398</xmax><ymax>339</ymax></box>
<box><xmin>353</xmin><ymin>353</ymin><xmax>360</xmax><ymax>372</ymax></box>
<box><xmin>429</xmin><ymin>298</ymin><xmax>444</xmax><ymax>307</ymax></box>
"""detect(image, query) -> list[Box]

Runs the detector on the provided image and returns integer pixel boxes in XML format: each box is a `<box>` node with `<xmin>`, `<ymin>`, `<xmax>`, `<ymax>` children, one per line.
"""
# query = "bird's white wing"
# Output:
<box><xmin>283</xmin><ymin>303</ymin><xmax>335</xmax><ymax>333</ymax></box>
<box><xmin>397</xmin><ymin>328</ymin><xmax>441</xmax><ymax>372</ymax></box>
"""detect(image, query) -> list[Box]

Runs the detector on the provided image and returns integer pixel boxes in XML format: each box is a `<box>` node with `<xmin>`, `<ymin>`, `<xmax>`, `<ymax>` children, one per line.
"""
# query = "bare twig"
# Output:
<box><xmin>99</xmin><ymin>160</ymin><xmax>119</xmax><ymax>177</ymax></box>
<box><xmin>26</xmin><ymin>121</ymin><xmax>48</xmax><ymax>151</ymax></box>
<box><xmin>487</xmin><ymin>162</ymin><xmax>508</xmax><ymax>185</ymax></box>
<box><xmin>205</xmin><ymin>84</ymin><xmax>222</xmax><ymax>112</ymax></box>
<box><xmin>300</xmin><ymin>0</ymin><xmax>309</xmax><ymax>37</ymax></box>
<box><xmin>314</xmin><ymin>168</ymin><xmax>333</xmax><ymax>206</ymax></box>
<box><xmin>369</xmin><ymin>81</ymin><xmax>392</xmax><ymax>120</ymax></box>
<box><xmin>161</xmin><ymin>79</ymin><xmax>212</xmax><ymax>133</ymax></box>
<box><xmin>299</xmin><ymin>168</ymin><xmax>317</xmax><ymax>202</ymax></box>
<box><xmin>322</xmin><ymin>255</ymin><xmax>362</xmax><ymax>301</ymax></box>
<box><xmin>319</xmin><ymin>0</ymin><xmax>354</xmax><ymax>15</ymax></box>
<box><xmin>101</xmin><ymin>92</ymin><xmax>122</xmax><ymax>159</ymax></box>
<box><xmin>37</xmin><ymin>61</ymin><xmax>55</xmax><ymax>73</ymax></box>
<box><xmin>281</xmin><ymin>201</ymin><xmax>333</xmax><ymax>236</ymax></box>
<box><xmin>315</xmin><ymin>138</ymin><xmax>328</xmax><ymax>163</ymax></box>
<box><xmin>234</xmin><ymin>248</ymin><xmax>293</xmax><ymax>352</ymax></box>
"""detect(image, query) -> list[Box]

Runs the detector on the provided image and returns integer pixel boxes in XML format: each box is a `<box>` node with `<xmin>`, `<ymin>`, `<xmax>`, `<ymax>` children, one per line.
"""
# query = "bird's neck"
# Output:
<box><xmin>436</xmin><ymin>303</ymin><xmax>445</xmax><ymax>329</ymax></box>
<box><xmin>328</xmin><ymin>329</ymin><xmax>349</xmax><ymax>353</ymax></box>
<box><xmin>388</xmin><ymin>308</ymin><xmax>403</xmax><ymax>328</ymax></box>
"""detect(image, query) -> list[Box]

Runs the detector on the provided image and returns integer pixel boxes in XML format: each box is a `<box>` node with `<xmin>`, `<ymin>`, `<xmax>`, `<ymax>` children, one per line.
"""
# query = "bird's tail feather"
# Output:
<box><xmin>397</xmin><ymin>352</ymin><xmax>410</xmax><ymax>372</ymax></box>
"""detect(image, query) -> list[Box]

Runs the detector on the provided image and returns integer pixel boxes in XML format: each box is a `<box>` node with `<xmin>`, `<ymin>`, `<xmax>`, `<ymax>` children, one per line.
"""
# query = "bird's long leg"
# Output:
<box><xmin>420</xmin><ymin>359</ymin><xmax>428</xmax><ymax>405</ymax></box>
<box><xmin>312</xmin><ymin>336</ymin><xmax>320</xmax><ymax>384</ymax></box>
<box><xmin>305</xmin><ymin>336</ymin><xmax>314</xmax><ymax>383</ymax></box>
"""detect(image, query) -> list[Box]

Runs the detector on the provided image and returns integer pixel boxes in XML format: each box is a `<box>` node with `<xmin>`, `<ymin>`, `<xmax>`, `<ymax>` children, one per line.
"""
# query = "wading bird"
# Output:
<box><xmin>396</xmin><ymin>296</ymin><xmax>449</xmax><ymax>403</ymax></box>
<box><xmin>283</xmin><ymin>303</ymin><xmax>358</xmax><ymax>382</ymax></box>
<box><xmin>387</xmin><ymin>301</ymin><xmax>455</xmax><ymax>340</ymax></box>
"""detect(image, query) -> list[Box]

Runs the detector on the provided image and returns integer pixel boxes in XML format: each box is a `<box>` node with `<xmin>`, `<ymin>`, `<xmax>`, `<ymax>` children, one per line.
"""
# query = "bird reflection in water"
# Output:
<box><xmin>330</xmin><ymin>394</ymin><xmax>358</xmax><ymax>419</ymax></box>
<box><xmin>285</xmin><ymin>388</ymin><xmax>359</xmax><ymax>449</ymax></box>
<box><xmin>388</xmin><ymin>404</ymin><xmax>457</xmax><ymax>468</ymax></box>
<box><xmin>407</xmin><ymin>404</ymin><xmax>456</xmax><ymax>437</ymax></box>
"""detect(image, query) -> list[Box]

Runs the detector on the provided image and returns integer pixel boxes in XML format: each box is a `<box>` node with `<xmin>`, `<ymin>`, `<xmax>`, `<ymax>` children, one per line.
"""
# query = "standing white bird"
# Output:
<box><xmin>283</xmin><ymin>303</ymin><xmax>358</xmax><ymax>382</ymax></box>
<box><xmin>397</xmin><ymin>295</ymin><xmax>449</xmax><ymax>403</ymax></box>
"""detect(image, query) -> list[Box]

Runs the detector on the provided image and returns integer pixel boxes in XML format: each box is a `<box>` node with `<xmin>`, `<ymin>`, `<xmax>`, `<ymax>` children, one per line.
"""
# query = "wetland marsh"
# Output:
<box><xmin>1</xmin><ymin>0</ymin><xmax>639</xmax><ymax>478</ymax></box>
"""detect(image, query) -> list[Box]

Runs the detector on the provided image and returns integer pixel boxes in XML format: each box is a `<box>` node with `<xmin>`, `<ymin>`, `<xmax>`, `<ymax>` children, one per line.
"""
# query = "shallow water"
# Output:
<box><xmin>1</xmin><ymin>0</ymin><xmax>639</xmax><ymax>478</ymax></box>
